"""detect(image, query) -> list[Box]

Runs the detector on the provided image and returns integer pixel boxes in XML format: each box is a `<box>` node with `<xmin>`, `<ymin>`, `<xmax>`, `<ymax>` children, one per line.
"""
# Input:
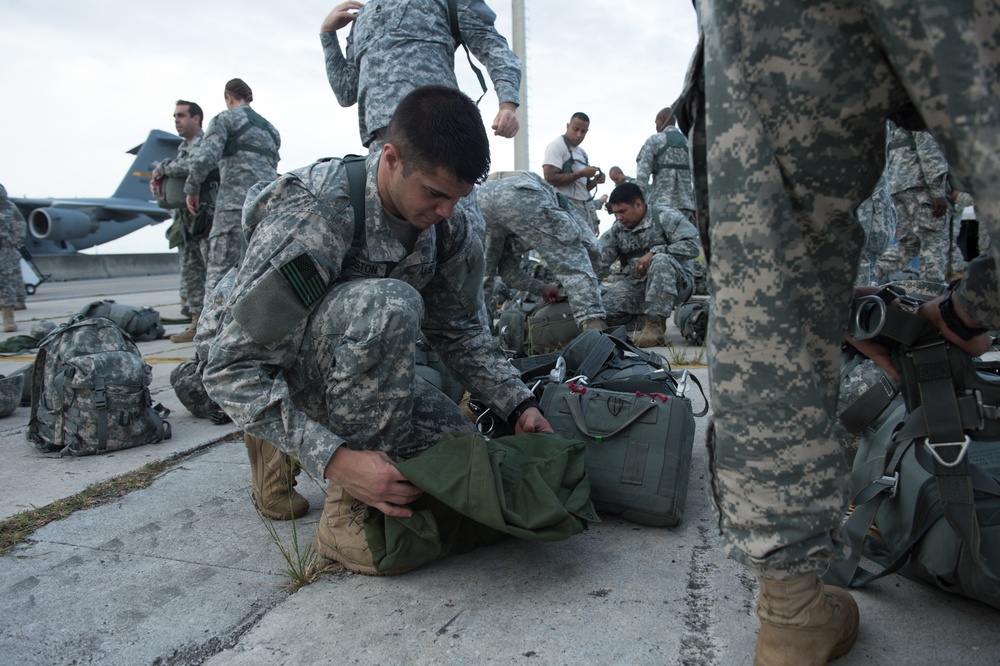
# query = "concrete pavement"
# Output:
<box><xmin>0</xmin><ymin>275</ymin><xmax>997</xmax><ymax>665</ymax></box>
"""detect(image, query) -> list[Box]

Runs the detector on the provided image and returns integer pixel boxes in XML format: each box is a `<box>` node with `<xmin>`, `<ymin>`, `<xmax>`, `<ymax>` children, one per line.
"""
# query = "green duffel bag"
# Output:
<box><xmin>539</xmin><ymin>380</ymin><xmax>696</xmax><ymax>527</ymax></box>
<box><xmin>527</xmin><ymin>300</ymin><xmax>581</xmax><ymax>355</ymax></box>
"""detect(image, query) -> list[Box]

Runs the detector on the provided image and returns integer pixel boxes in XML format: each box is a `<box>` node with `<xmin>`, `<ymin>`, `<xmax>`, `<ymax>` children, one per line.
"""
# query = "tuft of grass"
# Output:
<box><xmin>689</xmin><ymin>345</ymin><xmax>706</xmax><ymax>365</ymax></box>
<box><xmin>664</xmin><ymin>342</ymin><xmax>690</xmax><ymax>366</ymax></box>
<box><xmin>252</xmin><ymin>500</ymin><xmax>336</xmax><ymax>589</ymax></box>
<box><xmin>0</xmin><ymin>459</ymin><xmax>177</xmax><ymax>556</ymax></box>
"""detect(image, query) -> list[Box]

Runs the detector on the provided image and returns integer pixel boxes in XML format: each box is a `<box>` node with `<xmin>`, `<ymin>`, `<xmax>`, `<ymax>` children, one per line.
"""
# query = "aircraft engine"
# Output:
<box><xmin>29</xmin><ymin>208</ymin><xmax>97</xmax><ymax>241</ymax></box>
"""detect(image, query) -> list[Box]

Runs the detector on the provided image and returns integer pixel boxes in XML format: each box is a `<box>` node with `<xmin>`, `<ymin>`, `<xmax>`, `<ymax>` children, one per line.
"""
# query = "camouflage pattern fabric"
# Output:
<box><xmin>0</xmin><ymin>184</ymin><xmax>26</xmax><ymax>308</ymax></box>
<box><xmin>635</xmin><ymin>125</ymin><xmax>696</xmax><ymax>216</ymax></box>
<box><xmin>201</xmin><ymin>153</ymin><xmax>533</xmax><ymax>482</ymax></box>
<box><xmin>322</xmin><ymin>0</ymin><xmax>521</xmax><ymax>147</ymax></box>
<box><xmin>569</xmin><ymin>198</ymin><xmax>601</xmax><ymax>237</ymax></box>
<box><xmin>694</xmin><ymin>0</ymin><xmax>1000</xmax><ymax>579</ymax></box>
<box><xmin>597</xmin><ymin>204</ymin><xmax>700</xmax><ymax>323</ymax></box>
<box><xmin>183</xmin><ymin>105</ymin><xmax>278</xmax><ymax>297</ymax></box>
<box><xmin>477</xmin><ymin>171</ymin><xmax>605</xmax><ymax>327</ymax></box>
<box><xmin>854</xmin><ymin>167</ymin><xmax>896</xmax><ymax>286</ymax></box>
<box><xmin>878</xmin><ymin>126</ymin><xmax>951</xmax><ymax>281</ymax></box>
<box><xmin>158</xmin><ymin>130</ymin><xmax>211</xmax><ymax>314</ymax></box>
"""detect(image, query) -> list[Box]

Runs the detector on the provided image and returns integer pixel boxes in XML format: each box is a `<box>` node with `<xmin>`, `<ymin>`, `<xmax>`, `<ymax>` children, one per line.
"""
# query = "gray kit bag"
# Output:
<box><xmin>78</xmin><ymin>299</ymin><xmax>165</xmax><ymax>342</ymax></box>
<box><xmin>539</xmin><ymin>328</ymin><xmax>707</xmax><ymax>527</ymax></box>
<box><xmin>27</xmin><ymin>317</ymin><xmax>171</xmax><ymax>456</ymax></box>
<box><xmin>825</xmin><ymin>287</ymin><xmax>1000</xmax><ymax>609</ymax></box>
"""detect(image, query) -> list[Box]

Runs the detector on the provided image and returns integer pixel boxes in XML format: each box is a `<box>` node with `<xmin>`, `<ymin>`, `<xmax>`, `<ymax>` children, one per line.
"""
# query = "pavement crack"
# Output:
<box><xmin>436</xmin><ymin>609</ymin><xmax>463</xmax><ymax>636</ymax></box>
<box><xmin>677</xmin><ymin>525</ymin><xmax>718</xmax><ymax>665</ymax></box>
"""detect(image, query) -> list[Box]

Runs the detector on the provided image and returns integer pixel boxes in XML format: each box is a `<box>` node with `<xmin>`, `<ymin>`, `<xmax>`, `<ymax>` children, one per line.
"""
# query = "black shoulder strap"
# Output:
<box><xmin>447</xmin><ymin>0</ymin><xmax>488</xmax><ymax>104</ymax></box>
<box><xmin>343</xmin><ymin>154</ymin><xmax>367</xmax><ymax>251</ymax></box>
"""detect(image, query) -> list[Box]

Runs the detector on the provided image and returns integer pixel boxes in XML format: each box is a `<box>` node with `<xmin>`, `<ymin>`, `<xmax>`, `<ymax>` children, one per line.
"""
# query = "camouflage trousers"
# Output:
<box><xmin>602</xmin><ymin>253</ymin><xmax>691</xmax><ymax>325</ymax></box>
<box><xmin>696</xmin><ymin>0</ymin><xmax>1000</xmax><ymax>578</ymax></box>
<box><xmin>178</xmin><ymin>236</ymin><xmax>209</xmax><ymax>314</ymax></box>
<box><xmin>203</xmin><ymin>210</ymin><xmax>244</xmax><ymax>303</ymax></box>
<box><xmin>291</xmin><ymin>278</ymin><xmax>475</xmax><ymax>463</ymax></box>
<box><xmin>0</xmin><ymin>246</ymin><xmax>19</xmax><ymax>308</ymax></box>
<box><xmin>569</xmin><ymin>198</ymin><xmax>601</xmax><ymax>237</ymax></box>
<box><xmin>877</xmin><ymin>188</ymin><xmax>952</xmax><ymax>281</ymax></box>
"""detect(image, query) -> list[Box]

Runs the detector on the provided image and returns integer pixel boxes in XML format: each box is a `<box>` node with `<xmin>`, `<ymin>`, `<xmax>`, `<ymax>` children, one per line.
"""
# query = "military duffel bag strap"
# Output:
<box><xmin>561</xmin><ymin>386</ymin><xmax>659</xmax><ymax>439</ymax></box>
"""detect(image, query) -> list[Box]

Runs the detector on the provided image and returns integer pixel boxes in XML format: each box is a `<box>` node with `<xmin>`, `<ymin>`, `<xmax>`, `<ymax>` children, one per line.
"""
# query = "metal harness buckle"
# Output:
<box><xmin>924</xmin><ymin>435</ymin><xmax>971</xmax><ymax>468</ymax></box>
<box><xmin>873</xmin><ymin>472</ymin><xmax>900</xmax><ymax>498</ymax></box>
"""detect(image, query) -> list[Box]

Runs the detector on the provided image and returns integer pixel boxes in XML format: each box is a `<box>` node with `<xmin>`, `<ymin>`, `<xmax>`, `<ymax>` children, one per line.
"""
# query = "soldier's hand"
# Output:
<box><xmin>322</xmin><ymin>1</ymin><xmax>363</xmax><ymax>32</ymax></box>
<box><xmin>580</xmin><ymin>166</ymin><xmax>599</xmax><ymax>179</ymax></box>
<box><xmin>186</xmin><ymin>194</ymin><xmax>200</xmax><ymax>216</ymax></box>
<box><xmin>634</xmin><ymin>251</ymin><xmax>654</xmax><ymax>278</ymax></box>
<box><xmin>917</xmin><ymin>292</ymin><xmax>992</xmax><ymax>356</ymax></box>
<box><xmin>324</xmin><ymin>447</ymin><xmax>423</xmax><ymax>518</ymax></box>
<box><xmin>541</xmin><ymin>283</ymin><xmax>561</xmax><ymax>303</ymax></box>
<box><xmin>514</xmin><ymin>407</ymin><xmax>554</xmax><ymax>434</ymax></box>
<box><xmin>492</xmin><ymin>103</ymin><xmax>519</xmax><ymax>138</ymax></box>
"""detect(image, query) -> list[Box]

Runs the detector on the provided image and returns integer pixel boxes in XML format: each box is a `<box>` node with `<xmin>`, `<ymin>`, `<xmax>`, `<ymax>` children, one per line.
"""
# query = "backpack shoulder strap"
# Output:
<box><xmin>447</xmin><ymin>0</ymin><xmax>488</xmax><ymax>103</ymax></box>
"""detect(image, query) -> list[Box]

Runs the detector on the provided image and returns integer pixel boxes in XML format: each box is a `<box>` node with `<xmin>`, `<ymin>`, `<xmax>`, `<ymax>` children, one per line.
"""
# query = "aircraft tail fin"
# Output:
<box><xmin>112</xmin><ymin>130</ymin><xmax>182</xmax><ymax>201</ymax></box>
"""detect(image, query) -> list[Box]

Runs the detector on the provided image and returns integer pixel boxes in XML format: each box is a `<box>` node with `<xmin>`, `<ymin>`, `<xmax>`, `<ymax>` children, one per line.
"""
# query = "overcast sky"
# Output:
<box><xmin>0</xmin><ymin>0</ymin><xmax>700</xmax><ymax>253</ymax></box>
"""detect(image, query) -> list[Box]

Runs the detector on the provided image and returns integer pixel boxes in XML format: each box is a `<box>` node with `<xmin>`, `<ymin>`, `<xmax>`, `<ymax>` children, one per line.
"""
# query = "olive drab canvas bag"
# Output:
<box><xmin>824</xmin><ymin>288</ymin><xmax>1000</xmax><ymax>609</ymax></box>
<box><xmin>27</xmin><ymin>317</ymin><xmax>171</xmax><ymax>456</ymax></box>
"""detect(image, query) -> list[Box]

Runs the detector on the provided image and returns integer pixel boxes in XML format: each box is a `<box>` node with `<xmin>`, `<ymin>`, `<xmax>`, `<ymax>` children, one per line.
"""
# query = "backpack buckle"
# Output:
<box><xmin>924</xmin><ymin>435</ymin><xmax>970</xmax><ymax>468</ymax></box>
<box><xmin>873</xmin><ymin>472</ymin><xmax>899</xmax><ymax>498</ymax></box>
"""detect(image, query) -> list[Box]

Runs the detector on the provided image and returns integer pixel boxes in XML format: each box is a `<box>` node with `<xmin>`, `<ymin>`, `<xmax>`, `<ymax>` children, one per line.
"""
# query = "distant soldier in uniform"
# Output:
<box><xmin>598</xmin><ymin>182</ymin><xmax>700</xmax><ymax>347</ymax></box>
<box><xmin>0</xmin><ymin>184</ymin><xmax>25</xmax><ymax>332</ymax></box>
<box><xmin>184</xmin><ymin>78</ymin><xmax>280</xmax><ymax>306</ymax></box>
<box><xmin>877</xmin><ymin>123</ymin><xmax>950</xmax><ymax>281</ymax></box>
<box><xmin>152</xmin><ymin>100</ymin><xmax>213</xmax><ymax>343</ymax></box>
<box><xmin>543</xmin><ymin>112</ymin><xmax>606</xmax><ymax>236</ymax></box>
<box><xmin>608</xmin><ymin>166</ymin><xmax>635</xmax><ymax>187</ymax></box>
<box><xmin>635</xmin><ymin>107</ymin><xmax>696</xmax><ymax>224</ymax></box>
<box><xmin>201</xmin><ymin>86</ymin><xmax>552</xmax><ymax>576</ymax></box>
<box><xmin>321</xmin><ymin>0</ymin><xmax>521</xmax><ymax>151</ymax></box>
<box><xmin>854</xmin><ymin>166</ymin><xmax>897</xmax><ymax>286</ymax></box>
<box><xmin>477</xmin><ymin>170</ymin><xmax>605</xmax><ymax>330</ymax></box>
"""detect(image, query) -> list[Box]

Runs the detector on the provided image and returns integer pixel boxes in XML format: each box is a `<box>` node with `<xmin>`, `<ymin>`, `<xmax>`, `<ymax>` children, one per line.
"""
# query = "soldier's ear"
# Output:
<box><xmin>381</xmin><ymin>142</ymin><xmax>403</xmax><ymax>173</ymax></box>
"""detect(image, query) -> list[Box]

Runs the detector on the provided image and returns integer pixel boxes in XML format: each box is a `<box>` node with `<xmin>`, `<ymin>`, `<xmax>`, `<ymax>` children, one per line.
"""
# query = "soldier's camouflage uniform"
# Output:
<box><xmin>690</xmin><ymin>0</ymin><xmax>1000</xmax><ymax>579</ymax></box>
<box><xmin>184</xmin><ymin>105</ymin><xmax>280</xmax><ymax>301</ymax></box>
<box><xmin>854</xmin><ymin>167</ymin><xmax>896</xmax><ymax>286</ymax></box>
<box><xmin>157</xmin><ymin>130</ymin><xmax>210</xmax><ymax>315</ymax></box>
<box><xmin>477</xmin><ymin>171</ymin><xmax>604</xmax><ymax>327</ymax></box>
<box><xmin>322</xmin><ymin>0</ymin><xmax>521</xmax><ymax>149</ymax></box>
<box><xmin>0</xmin><ymin>184</ymin><xmax>25</xmax><ymax>309</ymax></box>
<box><xmin>878</xmin><ymin>124</ymin><xmax>951</xmax><ymax>281</ymax></box>
<box><xmin>635</xmin><ymin>125</ymin><xmax>696</xmax><ymax>223</ymax></box>
<box><xmin>201</xmin><ymin>153</ymin><xmax>534</xmax><ymax>481</ymax></box>
<box><xmin>597</xmin><ymin>204</ymin><xmax>700</xmax><ymax>325</ymax></box>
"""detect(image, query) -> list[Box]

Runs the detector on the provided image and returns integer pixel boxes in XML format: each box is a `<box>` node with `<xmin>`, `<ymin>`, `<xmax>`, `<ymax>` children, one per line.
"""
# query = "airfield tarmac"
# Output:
<box><xmin>0</xmin><ymin>274</ymin><xmax>996</xmax><ymax>665</ymax></box>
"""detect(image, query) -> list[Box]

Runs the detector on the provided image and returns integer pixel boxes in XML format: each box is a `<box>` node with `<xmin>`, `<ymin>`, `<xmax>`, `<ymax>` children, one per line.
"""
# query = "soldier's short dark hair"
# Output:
<box><xmin>571</xmin><ymin>112</ymin><xmax>590</xmax><ymax>124</ymax></box>
<box><xmin>386</xmin><ymin>85</ymin><xmax>491</xmax><ymax>186</ymax></box>
<box><xmin>609</xmin><ymin>182</ymin><xmax>644</xmax><ymax>206</ymax></box>
<box><xmin>176</xmin><ymin>100</ymin><xmax>204</xmax><ymax>125</ymax></box>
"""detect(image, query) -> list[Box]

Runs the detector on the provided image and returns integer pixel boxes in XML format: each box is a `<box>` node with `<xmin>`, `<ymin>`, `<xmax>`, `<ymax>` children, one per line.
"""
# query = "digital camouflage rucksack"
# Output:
<box><xmin>78</xmin><ymin>300</ymin><xmax>165</xmax><ymax>342</ymax></box>
<box><xmin>27</xmin><ymin>317</ymin><xmax>171</xmax><ymax>456</ymax></box>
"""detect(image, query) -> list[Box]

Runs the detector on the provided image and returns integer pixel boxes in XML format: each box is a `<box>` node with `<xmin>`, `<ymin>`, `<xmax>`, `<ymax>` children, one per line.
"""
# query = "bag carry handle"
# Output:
<box><xmin>562</xmin><ymin>390</ymin><xmax>658</xmax><ymax>439</ymax></box>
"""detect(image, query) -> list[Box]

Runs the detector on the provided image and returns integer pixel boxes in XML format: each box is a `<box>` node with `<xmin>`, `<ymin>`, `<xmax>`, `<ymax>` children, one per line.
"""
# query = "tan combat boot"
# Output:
<box><xmin>169</xmin><ymin>313</ymin><xmax>199</xmax><ymax>343</ymax></box>
<box><xmin>581</xmin><ymin>318</ymin><xmax>606</xmax><ymax>331</ymax></box>
<box><xmin>754</xmin><ymin>573</ymin><xmax>859</xmax><ymax>666</ymax></box>
<box><xmin>632</xmin><ymin>318</ymin><xmax>665</xmax><ymax>347</ymax></box>
<box><xmin>2</xmin><ymin>307</ymin><xmax>16</xmax><ymax>333</ymax></box>
<box><xmin>314</xmin><ymin>482</ymin><xmax>413</xmax><ymax>576</ymax></box>
<box><xmin>245</xmin><ymin>433</ymin><xmax>309</xmax><ymax>520</ymax></box>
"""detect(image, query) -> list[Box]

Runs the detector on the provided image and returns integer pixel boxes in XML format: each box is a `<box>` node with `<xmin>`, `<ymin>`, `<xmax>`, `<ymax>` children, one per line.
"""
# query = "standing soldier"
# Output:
<box><xmin>183</xmin><ymin>78</ymin><xmax>280</xmax><ymax>309</ymax></box>
<box><xmin>635</xmin><ymin>107</ymin><xmax>696</xmax><ymax>225</ymax></box>
<box><xmin>0</xmin><ymin>184</ymin><xmax>25</xmax><ymax>332</ymax></box>
<box><xmin>152</xmin><ymin>100</ymin><xmax>213</xmax><ymax>343</ymax></box>
<box><xmin>877</xmin><ymin>123</ymin><xmax>951</xmax><ymax>282</ymax></box>
<box><xmin>543</xmin><ymin>112</ymin><xmax>605</xmax><ymax>236</ymax></box>
<box><xmin>321</xmin><ymin>0</ymin><xmax>521</xmax><ymax>151</ymax></box>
